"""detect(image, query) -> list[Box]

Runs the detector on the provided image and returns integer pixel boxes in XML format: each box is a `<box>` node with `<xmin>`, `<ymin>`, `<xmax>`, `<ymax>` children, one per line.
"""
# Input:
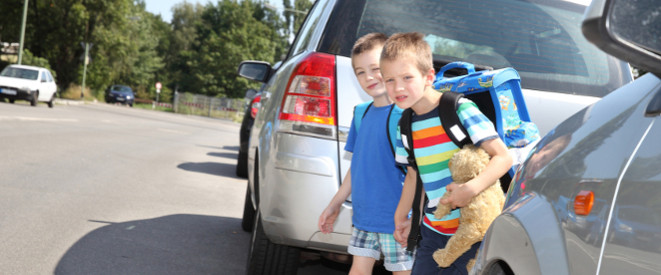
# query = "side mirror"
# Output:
<box><xmin>237</xmin><ymin>61</ymin><xmax>271</xmax><ymax>83</ymax></box>
<box><xmin>582</xmin><ymin>0</ymin><xmax>661</xmax><ymax>75</ymax></box>
<box><xmin>245</xmin><ymin>88</ymin><xmax>258</xmax><ymax>99</ymax></box>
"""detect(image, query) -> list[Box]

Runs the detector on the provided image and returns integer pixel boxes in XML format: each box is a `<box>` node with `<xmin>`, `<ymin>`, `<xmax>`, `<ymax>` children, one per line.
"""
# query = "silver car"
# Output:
<box><xmin>237</xmin><ymin>0</ymin><xmax>632</xmax><ymax>273</ymax></box>
<box><xmin>472</xmin><ymin>0</ymin><xmax>661</xmax><ymax>274</ymax></box>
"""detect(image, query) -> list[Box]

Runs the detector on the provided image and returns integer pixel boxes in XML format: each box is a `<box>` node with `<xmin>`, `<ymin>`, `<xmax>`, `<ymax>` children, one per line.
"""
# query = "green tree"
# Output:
<box><xmin>188</xmin><ymin>0</ymin><xmax>286</xmax><ymax>98</ymax></box>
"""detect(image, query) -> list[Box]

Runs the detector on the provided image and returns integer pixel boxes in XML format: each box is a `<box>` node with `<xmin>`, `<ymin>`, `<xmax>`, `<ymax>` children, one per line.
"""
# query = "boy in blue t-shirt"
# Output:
<box><xmin>318</xmin><ymin>33</ymin><xmax>414</xmax><ymax>274</ymax></box>
<box><xmin>380</xmin><ymin>32</ymin><xmax>513</xmax><ymax>274</ymax></box>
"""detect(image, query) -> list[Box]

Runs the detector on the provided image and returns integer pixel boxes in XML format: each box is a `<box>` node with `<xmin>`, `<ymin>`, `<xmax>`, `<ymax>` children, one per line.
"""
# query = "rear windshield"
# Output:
<box><xmin>319</xmin><ymin>0</ymin><xmax>632</xmax><ymax>97</ymax></box>
<box><xmin>0</xmin><ymin>67</ymin><xmax>39</xmax><ymax>80</ymax></box>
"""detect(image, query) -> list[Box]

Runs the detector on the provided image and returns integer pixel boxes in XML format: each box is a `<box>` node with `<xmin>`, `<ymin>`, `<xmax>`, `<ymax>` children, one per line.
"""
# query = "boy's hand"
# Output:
<box><xmin>318</xmin><ymin>206</ymin><xmax>340</xmax><ymax>234</ymax></box>
<box><xmin>394</xmin><ymin>219</ymin><xmax>411</xmax><ymax>246</ymax></box>
<box><xmin>440</xmin><ymin>180</ymin><xmax>479</xmax><ymax>209</ymax></box>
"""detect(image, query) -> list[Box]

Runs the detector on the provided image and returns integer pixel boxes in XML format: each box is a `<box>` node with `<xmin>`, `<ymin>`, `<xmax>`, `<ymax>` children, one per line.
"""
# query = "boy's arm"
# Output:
<box><xmin>318</xmin><ymin>168</ymin><xmax>352</xmax><ymax>234</ymax></box>
<box><xmin>441</xmin><ymin>138</ymin><xmax>513</xmax><ymax>209</ymax></box>
<box><xmin>394</xmin><ymin>166</ymin><xmax>419</xmax><ymax>246</ymax></box>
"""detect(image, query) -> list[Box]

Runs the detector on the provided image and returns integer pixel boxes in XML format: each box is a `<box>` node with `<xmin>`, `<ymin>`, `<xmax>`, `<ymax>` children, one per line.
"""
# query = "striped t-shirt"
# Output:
<box><xmin>395</xmin><ymin>98</ymin><xmax>498</xmax><ymax>235</ymax></box>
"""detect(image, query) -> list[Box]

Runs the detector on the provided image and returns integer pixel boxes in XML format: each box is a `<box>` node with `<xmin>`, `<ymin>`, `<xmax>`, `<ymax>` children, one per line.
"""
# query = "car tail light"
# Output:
<box><xmin>574</xmin><ymin>190</ymin><xmax>594</xmax><ymax>216</ymax></box>
<box><xmin>278</xmin><ymin>52</ymin><xmax>337</xmax><ymax>138</ymax></box>
<box><xmin>250</xmin><ymin>95</ymin><xmax>262</xmax><ymax>119</ymax></box>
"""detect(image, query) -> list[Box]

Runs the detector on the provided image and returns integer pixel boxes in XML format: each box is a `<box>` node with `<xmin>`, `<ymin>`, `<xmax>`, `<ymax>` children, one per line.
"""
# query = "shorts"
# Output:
<box><xmin>348</xmin><ymin>227</ymin><xmax>415</xmax><ymax>272</ymax></box>
<box><xmin>411</xmin><ymin>225</ymin><xmax>481</xmax><ymax>275</ymax></box>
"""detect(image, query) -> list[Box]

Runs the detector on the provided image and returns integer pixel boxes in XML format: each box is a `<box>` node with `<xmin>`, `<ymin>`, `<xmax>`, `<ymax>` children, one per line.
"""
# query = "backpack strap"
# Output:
<box><xmin>353</xmin><ymin>101</ymin><xmax>373</xmax><ymax>133</ymax></box>
<box><xmin>386</xmin><ymin>105</ymin><xmax>403</xmax><ymax>157</ymax></box>
<box><xmin>439</xmin><ymin>92</ymin><xmax>471</xmax><ymax>148</ymax></box>
<box><xmin>399</xmin><ymin>108</ymin><xmax>422</xmax><ymax>251</ymax></box>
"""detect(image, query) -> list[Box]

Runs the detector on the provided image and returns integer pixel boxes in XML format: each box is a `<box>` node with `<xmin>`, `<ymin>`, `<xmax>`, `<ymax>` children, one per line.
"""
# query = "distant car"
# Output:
<box><xmin>236</xmin><ymin>87</ymin><xmax>262</xmax><ymax>179</ymax></box>
<box><xmin>105</xmin><ymin>85</ymin><xmax>135</xmax><ymax>107</ymax></box>
<box><xmin>472</xmin><ymin>0</ymin><xmax>661</xmax><ymax>274</ymax></box>
<box><xmin>0</xmin><ymin>64</ymin><xmax>57</xmax><ymax>108</ymax></box>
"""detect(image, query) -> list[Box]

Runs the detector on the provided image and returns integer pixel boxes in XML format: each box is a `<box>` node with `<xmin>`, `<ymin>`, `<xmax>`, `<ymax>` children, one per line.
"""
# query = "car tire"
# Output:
<box><xmin>47</xmin><ymin>94</ymin><xmax>55</xmax><ymax>108</ymax></box>
<box><xmin>236</xmin><ymin>151</ymin><xmax>248</xmax><ymax>178</ymax></box>
<box><xmin>31</xmin><ymin>91</ymin><xmax>38</xmax><ymax>106</ymax></box>
<box><xmin>9</xmin><ymin>99</ymin><xmax>14</xmax><ymax>104</ymax></box>
<box><xmin>246</xmin><ymin>207</ymin><xmax>300</xmax><ymax>275</ymax></box>
<box><xmin>241</xmin><ymin>185</ymin><xmax>255</xmax><ymax>232</ymax></box>
<box><xmin>484</xmin><ymin>261</ymin><xmax>514</xmax><ymax>275</ymax></box>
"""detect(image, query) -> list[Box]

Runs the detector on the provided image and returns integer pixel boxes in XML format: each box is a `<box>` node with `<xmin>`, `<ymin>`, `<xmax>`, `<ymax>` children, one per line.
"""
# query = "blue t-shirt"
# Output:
<box><xmin>345</xmin><ymin>104</ymin><xmax>406</xmax><ymax>233</ymax></box>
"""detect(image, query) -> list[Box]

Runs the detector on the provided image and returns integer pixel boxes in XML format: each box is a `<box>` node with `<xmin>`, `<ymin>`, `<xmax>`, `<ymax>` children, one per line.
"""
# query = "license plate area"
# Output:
<box><xmin>0</xmin><ymin>88</ymin><xmax>17</xmax><ymax>95</ymax></box>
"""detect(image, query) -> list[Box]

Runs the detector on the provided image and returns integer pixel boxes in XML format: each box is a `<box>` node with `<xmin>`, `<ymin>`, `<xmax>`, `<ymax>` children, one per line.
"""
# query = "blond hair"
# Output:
<box><xmin>380</xmin><ymin>32</ymin><xmax>433</xmax><ymax>75</ymax></box>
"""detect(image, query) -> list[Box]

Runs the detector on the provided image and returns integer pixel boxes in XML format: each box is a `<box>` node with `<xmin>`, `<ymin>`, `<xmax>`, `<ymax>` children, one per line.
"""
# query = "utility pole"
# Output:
<box><xmin>17</xmin><ymin>0</ymin><xmax>29</xmax><ymax>64</ymax></box>
<box><xmin>80</xmin><ymin>42</ymin><xmax>90</xmax><ymax>99</ymax></box>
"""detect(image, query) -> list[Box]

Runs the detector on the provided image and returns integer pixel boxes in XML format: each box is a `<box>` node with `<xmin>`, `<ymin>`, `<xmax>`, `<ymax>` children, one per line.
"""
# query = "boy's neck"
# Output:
<box><xmin>412</xmin><ymin>86</ymin><xmax>442</xmax><ymax>115</ymax></box>
<box><xmin>371</xmin><ymin>93</ymin><xmax>393</xmax><ymax>107</ymax></box>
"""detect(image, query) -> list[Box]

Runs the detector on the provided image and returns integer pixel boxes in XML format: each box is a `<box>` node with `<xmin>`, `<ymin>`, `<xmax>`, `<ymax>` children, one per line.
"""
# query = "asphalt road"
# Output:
<box><xmin>0</xmin><ymin>101</ymin><xmax>356</xmax><ymax>274</ymax></box>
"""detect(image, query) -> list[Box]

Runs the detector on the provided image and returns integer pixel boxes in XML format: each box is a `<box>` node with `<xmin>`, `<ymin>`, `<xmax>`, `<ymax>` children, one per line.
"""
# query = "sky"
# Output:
<box><xmin>144</xmin><ymin>0</ymin><xmax>285</xmax><ymax>23</ymax></box>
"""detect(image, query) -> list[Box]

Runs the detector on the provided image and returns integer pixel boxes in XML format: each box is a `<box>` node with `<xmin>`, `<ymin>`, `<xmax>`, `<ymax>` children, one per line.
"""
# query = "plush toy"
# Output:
<box><xmin>432</xmin><ymin>145</ymin><xmax>505</xmax><ymax>270</ymax></box>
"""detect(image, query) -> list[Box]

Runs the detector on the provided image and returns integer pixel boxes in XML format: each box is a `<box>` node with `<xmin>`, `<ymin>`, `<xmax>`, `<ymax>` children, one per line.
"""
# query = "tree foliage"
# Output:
<box><xmin>0</xmin><ymin>0</ymin><xmax>292</xmax><ymax>100</ymax></box>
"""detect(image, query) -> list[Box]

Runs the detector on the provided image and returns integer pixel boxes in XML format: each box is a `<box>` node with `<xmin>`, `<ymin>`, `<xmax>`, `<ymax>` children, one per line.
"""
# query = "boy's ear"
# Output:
<box><xmin>425</xmin><ymin>68</ymin><xmax>436</xmax><ymax>86</ymax></box>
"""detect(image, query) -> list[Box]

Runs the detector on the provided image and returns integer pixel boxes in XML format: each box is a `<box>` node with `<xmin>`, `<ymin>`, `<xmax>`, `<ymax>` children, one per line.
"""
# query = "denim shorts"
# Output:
<box><xmin>348</xmin><ymin>227</ymin><xmax>415</xmax><ymax>271</ymax></box>
<box><xmin>411</xmin><ymin>225</ymin><xmax>481</xmax><ymax>275</ymax></box>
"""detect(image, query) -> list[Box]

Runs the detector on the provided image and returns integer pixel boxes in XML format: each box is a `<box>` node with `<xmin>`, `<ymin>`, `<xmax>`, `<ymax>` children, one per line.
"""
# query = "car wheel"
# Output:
<box><xmin>30</xmin><ymin>91</ymin><xmax>38</xmax><ymax>106</ymax></box>
<box><xmin>484</xmin><ymin>261</ymin><xmax>514</xmax><ymax>275</ymax></box>
<box><xmin>241</xmin><ymin>185</ymin><xmax>255</xmax><ymax>232</ymax></box>
<box><xmin>9</xmin><ymin>99</ymin><xmax>14</xmax><ymax>104</ymax></box>
<box><xmin>236</xmin><ymin>150</ymin><xmax>248</xmax><ymax>178</ymax></box>
<box><xmin>47</xmin><ymin>94</ymin><xmax>55</xmax><ymax>108</ymax></box>
<box><xmin>246</xmin><ymin>207</ymin><xmax>300</xmax><ymax>275</ymax></box>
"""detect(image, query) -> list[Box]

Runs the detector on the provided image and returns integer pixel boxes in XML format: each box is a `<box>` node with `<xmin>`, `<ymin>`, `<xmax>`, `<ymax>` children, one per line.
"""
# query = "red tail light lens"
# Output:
<box><xmin>279</xmin><ymin>53</ymin><xmax>336</xmax><ymax>126</ymax></box>
<box><xmin>250</xmin><ymin>95</ymin><xmax>261</xmax><ymax>119</ymax></box>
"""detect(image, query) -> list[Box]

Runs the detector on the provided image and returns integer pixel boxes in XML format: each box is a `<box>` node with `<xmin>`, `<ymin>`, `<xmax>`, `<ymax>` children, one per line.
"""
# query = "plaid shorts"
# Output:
<box><xmin>348</xmin><ymin>227</ymin><xmax>415</xmax><ymax>271</ymax></box>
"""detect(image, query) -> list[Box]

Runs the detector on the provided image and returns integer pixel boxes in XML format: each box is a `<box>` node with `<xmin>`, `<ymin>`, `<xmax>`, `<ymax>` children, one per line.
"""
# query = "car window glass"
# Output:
<box><xmin>0</xmin><ymin>67</ymin><xmax>39</xmax><ymax>80</ymax></box>
<box><xmin>609</xmin><ymin>0</ymin><xmax>661</xmax><ymax>55</ymax></box>
<box><xmin>41</xmin><ymin>71</ymin><xmax>47</xmax><ymax>82</ymax></box>
<box><xmin>319</xmin><ymin>0</ymin><xmax>630</xmax><ymax>97</ymax></box>
<box><xmin>288</xmin><ymin>0</ymin><xmax>325</xmax><ymax>58</ymax></box>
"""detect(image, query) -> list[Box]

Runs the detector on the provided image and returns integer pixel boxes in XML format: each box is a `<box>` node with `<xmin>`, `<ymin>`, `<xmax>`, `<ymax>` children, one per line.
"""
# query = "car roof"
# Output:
<box><xmin>6</xmin><ymin>64</ymin><xmax>46</xmax><ymax>71</ymax></box>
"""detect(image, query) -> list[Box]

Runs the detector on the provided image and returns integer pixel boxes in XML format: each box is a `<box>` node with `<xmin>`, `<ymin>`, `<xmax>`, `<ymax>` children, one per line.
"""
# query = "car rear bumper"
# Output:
<box><xmin>257</xmin><ymin>132</ymin><xmax>353</xmax><ymax>253</ymax></box>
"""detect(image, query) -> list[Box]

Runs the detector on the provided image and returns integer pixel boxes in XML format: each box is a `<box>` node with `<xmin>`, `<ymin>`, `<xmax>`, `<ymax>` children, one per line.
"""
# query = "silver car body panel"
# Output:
<box><xmin>474</xmin><ymin>73</ymin><xmax>661</xmax><ymax>274</ymax></box>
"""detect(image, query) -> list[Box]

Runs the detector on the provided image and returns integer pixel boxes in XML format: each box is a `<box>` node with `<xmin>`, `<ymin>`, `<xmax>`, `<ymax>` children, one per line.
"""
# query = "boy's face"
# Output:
<box><xmin>352</xmin><ymin>47</ymin><xmax>386</xmax><ymax>98</ymax></box>
<box><xmin>381</xmin><ymin>57</ymin><xmax>435</xmax><ymax>110</ymax></box>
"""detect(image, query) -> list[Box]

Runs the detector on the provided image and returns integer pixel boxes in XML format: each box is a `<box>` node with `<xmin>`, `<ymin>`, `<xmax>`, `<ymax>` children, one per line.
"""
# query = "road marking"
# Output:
<box><xmin>0</xmin><ymin>116</ymin><xmax>78</xmax><ymax>122</ymax></box>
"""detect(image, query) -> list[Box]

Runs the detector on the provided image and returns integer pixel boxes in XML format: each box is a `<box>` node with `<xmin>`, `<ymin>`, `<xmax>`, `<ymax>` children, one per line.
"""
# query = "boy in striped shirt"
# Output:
<box><xmin>380</xmin><ymin>32</ymin><xmax>512</xmax><ymax>274</ymax></box>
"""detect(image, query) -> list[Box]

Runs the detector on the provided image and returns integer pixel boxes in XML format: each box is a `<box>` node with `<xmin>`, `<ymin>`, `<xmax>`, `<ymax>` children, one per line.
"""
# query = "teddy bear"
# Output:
<box><xmin>432</xmin><ymin>144</ymin><xmax>505</xmax><ymax>270</ymax></box>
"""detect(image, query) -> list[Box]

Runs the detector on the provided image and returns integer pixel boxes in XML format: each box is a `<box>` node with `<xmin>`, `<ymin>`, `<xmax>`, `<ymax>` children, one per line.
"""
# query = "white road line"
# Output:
<box><xmin>0</xmin><ymin>116</ymin><xmax>78</xmax><ymax>122</ymax></box>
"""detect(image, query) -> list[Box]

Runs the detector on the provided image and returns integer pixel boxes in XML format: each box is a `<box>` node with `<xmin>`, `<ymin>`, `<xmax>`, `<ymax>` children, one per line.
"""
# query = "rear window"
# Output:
<box><xmin>319</xmin><ymin>0</ymin><xmax>632</xmax><ymax>97</ymax></box>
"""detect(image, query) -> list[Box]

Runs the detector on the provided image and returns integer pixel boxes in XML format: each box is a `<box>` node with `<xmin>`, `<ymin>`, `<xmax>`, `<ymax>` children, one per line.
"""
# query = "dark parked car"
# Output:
<box><xmin>472</xmin><ymin>0</ymin><xmax>661</xmax><ymax>274</ymax></box>
<box><xmin>236</xmin><ymin>87</ymin><xmax>262</xmax><ymax>179</ymax></box>
<box><xmin>105</xmin><ymin>85</ymin><xmax>134</xmax><ymax>107</ymax></box>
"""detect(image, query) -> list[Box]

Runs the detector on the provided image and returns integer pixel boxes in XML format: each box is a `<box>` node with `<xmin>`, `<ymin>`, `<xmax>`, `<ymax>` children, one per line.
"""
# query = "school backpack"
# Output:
<box><xmin>401</xmin><ymin>61</ymin><xmax>540</xmax><ymax>251</ymax></box>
